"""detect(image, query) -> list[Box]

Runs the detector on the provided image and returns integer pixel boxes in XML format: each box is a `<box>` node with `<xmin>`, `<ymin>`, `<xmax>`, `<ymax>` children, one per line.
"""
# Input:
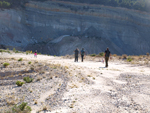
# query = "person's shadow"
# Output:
<box><xmin>99</xmin><ymin>67</ymin><xmax>107</xmax><ymax>68</ymax></box>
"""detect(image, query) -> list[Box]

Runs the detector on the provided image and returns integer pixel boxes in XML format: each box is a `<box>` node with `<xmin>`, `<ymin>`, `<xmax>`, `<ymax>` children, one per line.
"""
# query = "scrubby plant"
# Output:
<box><xmin>34</xmin><ymin>101</ymin><xmax>38</xmax><ymax>104</ymax></box>
<box><xmin>113</xmin><ymin>54</ymin><xmax>117</xmax><ymax>57</ymax></box>
<box><xmin>90</xmin><ymin>54</ymin><xmax>96</xmax><ymax>57</ymax></box>
<box><xmin>3</xmin><ymin>62</ymin><xmax>9</xmax><ymax>67</ymax></box>
<box><xmin>127</xmin><ymin>56</ymin><xmax>133</xmax><ymax>62</ymax></box>
<box><xmin>30</xmin><ymin>66</ymin><xmax>34</xmax><ymax>71</ymax></box>
<box><xmin>122</xmin><ymin>54</ymin><xmax>127</xmax><ymax>59</ymax></box>
<box><xmin>43</xmin><ymin>106</ymin><xmax>47</xmax><ymax>110</ymax></box>
<box><xmin>28</xmin><ymin>61</ymin><xmax>31</xmax><ymax>64</ymax></box>
<box><xmin>18</xmin><ymin>58</ymin><xmax>23</xmax><ymax>61</ymax></box>
<box><xmin>146</xmin><ymin>52</ymin><xmax>149</xmax><ymax>56</ymax></box>
<box><xmin>16</xmin><ymin>81</ymin><xmax>24</xmax><ymax>86</ymax></box>
<box><xmin>23</xmin><ymin>76</ymin><xmax>33</xmax><ymax>83</ymax></box>
<box><xmin>11</xmin><ymin>102</ymin><xmax>32</xmax><ymax>112</ymax></box>
<box><xmin>13</xmin><ymin>48</ymin><xmax>16</xmax><ymax>52</ymax></box>
<box><xmin>0</xmin><ymin>49</ymin><xmax>3</xmax><ymax>52</ymax></box>
<box><xmin>99</xmin><ymin>52</ymin><xmax>104</xmax><ymax>57</ymax></box>
<box><xmin>15</xmin><ymin>50</ymin><xmax>21</xmax><ymax>53</ymax></box>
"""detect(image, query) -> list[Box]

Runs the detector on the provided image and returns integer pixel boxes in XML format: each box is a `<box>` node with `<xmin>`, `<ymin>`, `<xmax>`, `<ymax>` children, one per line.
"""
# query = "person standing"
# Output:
<box><xmin>80</xmin><ymin>48</ymin><xmax>86</xmax><ymax>62</ymax></box>
<box><xmin>104</xmin><ymin>47</ymin><xmax>111</xmax><ymax>67</ymax></box>
<box><xmin>74</xmin><ymin>48</ymin><xmax>79</xmax><ymax>62</ymax></box>
<box><xmin>34</xmin><ymin>50</ymin><xmax>37</xmax><ymax>58</ymax></box>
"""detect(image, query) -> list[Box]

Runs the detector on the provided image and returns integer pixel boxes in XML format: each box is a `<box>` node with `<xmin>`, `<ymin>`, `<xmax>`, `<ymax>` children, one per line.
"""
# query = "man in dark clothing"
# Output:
<box><xmin>80</xmin><ymin>48</ymin><xmax>86</xmax><ymax>62</ymax></box>
<box><xmin>104</xmin><ymin>47</ymin><xmax>111</xmax><ymax>67</ymax></box>
<box><xmin>74</xmin><ymin>48</ymin><xmax>79</xmax><ymax>62</ymax></box>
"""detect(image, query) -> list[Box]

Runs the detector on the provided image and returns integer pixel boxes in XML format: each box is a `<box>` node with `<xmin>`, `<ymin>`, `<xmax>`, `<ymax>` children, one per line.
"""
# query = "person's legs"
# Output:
<box><xmin>74</xmin><ymin>56</ymin><xmax>76</xmax><ymax>62</ymax></box>
<box><xmin>81</xmin><ymin>55</ymin><xmax>84</xmax><ymax>62</ymax></box>
<box><xmin>75</xmin><ymin>56</ymin><xmax>78</xmax><ymax>62</ymax></box>
<box><xmin>105</xmin><ymin>57</ymin><xmax>109</xmax><ymax>67</ymax></box>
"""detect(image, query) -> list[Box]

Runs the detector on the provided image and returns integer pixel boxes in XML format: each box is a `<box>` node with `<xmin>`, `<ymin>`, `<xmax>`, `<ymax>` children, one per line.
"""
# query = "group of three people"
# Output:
<box><xmin>74</xmin><ymin>47</ymin><xmax>111</xmax><ymax>67</ymax></box>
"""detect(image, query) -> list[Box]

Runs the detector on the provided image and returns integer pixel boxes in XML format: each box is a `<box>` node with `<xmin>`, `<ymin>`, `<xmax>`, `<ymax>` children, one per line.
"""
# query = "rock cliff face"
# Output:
<box><xmin>0</xmin><ymin>0</ymin><xmax>150</xmax><ymax>55</ymax></box>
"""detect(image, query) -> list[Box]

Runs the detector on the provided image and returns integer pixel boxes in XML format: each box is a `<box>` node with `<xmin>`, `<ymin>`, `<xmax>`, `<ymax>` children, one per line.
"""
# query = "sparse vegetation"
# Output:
<box><xmin>11</xmin><ymin>102</ymin><xmax>32</xmax><ymax>112</ymax></box>
<box><xmin>43</xmin><ymin>106</ymin><xmax>47</xmax><ymax>110</ymax></box>
<box><xmin>90</xmin><ymin>54</ymin><xmax>96</xmax><ymax>57</ymax></box>
<box><xmin>18</xmin><ymin>58</ymin><xmax>23</xmax><ymax>61</ymax></box>
<box><xmin>122</xmin><ymin>54</ymin><xmax>127</xmax><ymax>59</ymax></box>
<box><xmin>16</xmin><ymin>81</ymin><xmax>24</xmax><ymax>86</ymax></box>
<box><xmin>3</xmin><ymin>62</ymin><xmax>9</xmax><ymax>67</ymax></box>
<box><xmin>13</xmin><ymin>48</ymin><xmax>16</xmax><ymax>52</ymax></box>
<box><xmin>146</xmin><ymin>52</ymin><xmax>149</xmax><ymax>56</ymax></box>
<box><xmin>99</xmin><ymin>52</ymin><xmax>104</xmax><ymax>57</ymax></box>
<box><xmin>0</xmin><ymin>1</ymin><xmax>11</xmax><ymax>8</ymax></box>
<box><xmin>28</xmin><ymin>61</ymin><xmax>32</xmax><ymax>64</ymax></box>
<box><xmin>23</xmin><ymin>76</ymin><xmax>33</xmax><ymax>83</ymax></box>
<box><xmin>127</xmin><ymin>56</ymin><xmax>133</xmax><ymax>62</ymax></box>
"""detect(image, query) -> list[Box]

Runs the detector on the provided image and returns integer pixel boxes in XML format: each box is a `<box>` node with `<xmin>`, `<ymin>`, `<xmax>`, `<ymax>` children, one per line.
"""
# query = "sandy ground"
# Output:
<box><xmin>0</xmin><ymin>53</ymin><xmax>150</xmax><ymax>113</ymax></box>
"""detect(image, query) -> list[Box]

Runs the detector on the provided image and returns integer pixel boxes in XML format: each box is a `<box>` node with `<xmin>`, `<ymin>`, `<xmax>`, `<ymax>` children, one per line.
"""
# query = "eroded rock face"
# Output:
<box><xmin>0</xmin><ymin>1</ymin><xmax>150</xmax><ymax>55</ymax></box>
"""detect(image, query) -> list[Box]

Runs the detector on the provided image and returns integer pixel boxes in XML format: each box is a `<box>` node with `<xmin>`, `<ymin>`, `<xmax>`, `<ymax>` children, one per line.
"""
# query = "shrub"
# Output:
<box><xmin>90</xmin><ymin>54</ymin><xmax>96</xmax><ymax>57</ymax></box>
<box><xmin>146</xmin><ymin>52</ymin><xmax>149</xmax><ymax>56</ymax></box>
<box><xmin>13</xmin><ymin>48</ymin><xmax>16</xmax><ymax>52</ymax></box>
<box><xmin>3</xmin><ymin>62</ymin><xmax>9</xmax><ymax>67</ymax></box>
<box><xmin>113</xmin><ymin>54</ymin><xmax>117</xmax><ymax>57</ymax></box>
<box><xmin>99</xmin><ymin>52</ymin><xmax>104</xmax><ymax>57</ymax></box>
<box><xmin>12</xmin><ymin>102</ymin><xmax>32</xmax><ymax>112</ymax></box>
<box><xmin>16</xmin><ymin>81</ymin><xmax>24</xmax><ymax>86</ymax></box>
<box><xmin>15</xmin><ymin>50</ymin><xmax>20</xmax><ymax>53</ymax></box>
<box><xmin>23</xmin><ymin>76</ymin><xmax>33</xmax><ymax>83</ymax></box>
<box><xmin>30</xmin><ymin>66</ymin><xmax>34</xmax><ymax>70</ymax></box>
<box><xmin>127</xmin><ymin>56</ymin><xmax>133</xmax><ymax>62</ymax></box>
<box><xmin>28</xmin><ymin>61</ymin><xmax>31</xmax><ymax>64</ymax></box>
<box><xmin>0</xmin><ymin>49</ymin><xmax>3</xmax><ymax>52</ymax></box>
<box><xmin>43</xmin><ymin>106</ymin><xmax>47</xmax><ymax>110</ymax></box>
<box><xmin>18</xmin><ymin>58</ymin><xmax>23</xmax><ymax>61</ymax></box>
<box><xmin>122</xmin><ymin>54</ymin><xmax>127</xmax><ymax>59</ymax></box>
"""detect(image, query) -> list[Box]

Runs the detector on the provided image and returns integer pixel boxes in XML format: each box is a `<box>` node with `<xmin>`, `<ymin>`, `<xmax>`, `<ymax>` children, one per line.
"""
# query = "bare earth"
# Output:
<box><xmin>0</xmin><ymin>52</ymin><xmax>150</xmax><ymax>113</ymax></box>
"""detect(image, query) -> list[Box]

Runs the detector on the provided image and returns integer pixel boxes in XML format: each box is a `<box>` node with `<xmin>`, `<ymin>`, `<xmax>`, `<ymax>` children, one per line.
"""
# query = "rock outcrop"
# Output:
<box><xmin>0</xmin><ymin>0</ymin><xmax>150</xmax><ymax>55</ymax></box>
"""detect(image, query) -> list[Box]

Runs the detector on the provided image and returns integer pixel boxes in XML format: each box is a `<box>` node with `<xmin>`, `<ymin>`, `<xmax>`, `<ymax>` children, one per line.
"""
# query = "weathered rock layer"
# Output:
<box><xmin>0</xmin><ymin>1</ymin><xmax>150</xmax><ymax>55</ymax></box>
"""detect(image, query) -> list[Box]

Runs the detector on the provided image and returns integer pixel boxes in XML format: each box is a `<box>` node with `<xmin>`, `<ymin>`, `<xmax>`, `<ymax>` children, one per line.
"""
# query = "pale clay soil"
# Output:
<box><xmin>0</xmin><ymin>52</ymin><xmax>150</xmax><ymax>113</ymax></box>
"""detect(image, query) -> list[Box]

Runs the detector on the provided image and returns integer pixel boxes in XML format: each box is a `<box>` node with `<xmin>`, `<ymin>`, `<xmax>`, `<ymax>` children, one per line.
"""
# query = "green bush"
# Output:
<box><xmin>23</xmin><ymin>76</ymin><xmax>33</xmax><ymax>83</ymax></box>
<box><xmin>16</xmin><ymin>81</ymin><xmax>24</xmax><ymax>86</ymax></box>
<box><xmin>0</xmin><ymin>1</ymin><xmax>10</xmax><ymax>8</ymax></box>
<box><xmin>28</xmin><ymin>61</ymin><xmax>31</xmax><ymax>64</ymax></box>
<box><xmin>90</xmin><ymin>54</ymin><xmax>96</xmax><ymax>57</ymax></box>
<box><xmin>12</xmin><ymin>102</ymin><xmax>32</xmax><ymax>112</ymax></box>
<box><xmin>13</xmin><ymin>48</ymin><xmax>16</xmax><ymax>52</ymax></box>
<box><xmin>99</xmin><ymin>52</ymin><xmax>104</xmax><ymax>57</ymax></box>
<box><xmin>18</xmin><ymin>58</ymin><xmax>23</xmax><ymax>61</ymax></box>
<box><xmin>127</xmin><ymin>56</ymin><xmax>133</xmax><ymax>62</ymax></box>
<box><xmin>15</xmin><ymin>50</ymin><xmax>20</xmax><ymax>53</ymax></box>
<box><xmin>3</xmin><ymin>62</ymin><xmax>9</xmax><ymax>67</ymax></box>
<box><xmin>0</xmin><ymin>49</ymin><xmax>3</xmax><ymax>52</ymax></box>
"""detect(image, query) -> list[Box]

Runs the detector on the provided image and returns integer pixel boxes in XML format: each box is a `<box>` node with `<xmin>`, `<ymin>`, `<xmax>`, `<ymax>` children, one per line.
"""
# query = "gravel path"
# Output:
<box><xmin>0</xmin><ymin>53</ymin><xmax>150</xmax><ymax>113</ymax></box>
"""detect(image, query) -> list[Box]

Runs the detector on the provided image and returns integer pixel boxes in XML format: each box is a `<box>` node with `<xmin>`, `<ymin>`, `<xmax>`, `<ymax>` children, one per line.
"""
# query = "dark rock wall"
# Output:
<box><xmin>0</xmin><ymin>1</ymin><xmax>150</xmax><ymax>55</ymax></box>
